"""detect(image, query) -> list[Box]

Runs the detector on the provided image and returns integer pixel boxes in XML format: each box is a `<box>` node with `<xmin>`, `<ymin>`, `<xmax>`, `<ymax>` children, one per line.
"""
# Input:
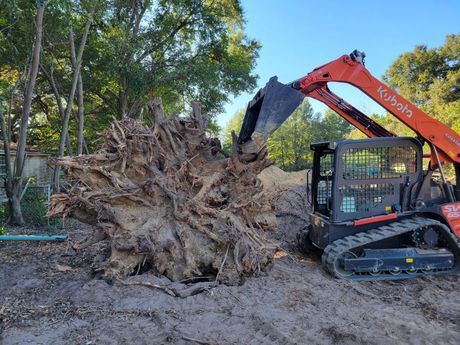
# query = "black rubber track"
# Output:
<box><xmin>322</xmin><ymin>217</ymin><xmax>460</xmax><ymax>281</ymax></box>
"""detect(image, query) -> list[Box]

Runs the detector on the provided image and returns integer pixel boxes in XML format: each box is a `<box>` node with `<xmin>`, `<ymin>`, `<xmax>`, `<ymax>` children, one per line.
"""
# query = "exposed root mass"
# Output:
<box><xmin>50</xmin><ymin>100</ymin><xmax>278</xmax><ymax>283</ymax></box>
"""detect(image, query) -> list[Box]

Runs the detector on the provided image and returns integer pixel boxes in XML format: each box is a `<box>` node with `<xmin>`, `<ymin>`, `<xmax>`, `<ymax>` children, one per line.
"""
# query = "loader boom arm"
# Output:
<box><xmin>307</xmin><ymin>86</ymin><xmax>394</xmax><ymax>138</ymax></box>
<box><xmin>291</xmin><ymin>51</ymin><xmax>460</xmax><ymax>165</ymax></box>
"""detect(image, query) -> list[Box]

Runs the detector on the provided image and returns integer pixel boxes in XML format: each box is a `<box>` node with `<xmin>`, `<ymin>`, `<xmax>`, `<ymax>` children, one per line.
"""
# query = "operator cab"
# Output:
<box><xmin>309</xmin><ymin>137</ymin><xmax>425</xmax><ymax>248</ymax></box>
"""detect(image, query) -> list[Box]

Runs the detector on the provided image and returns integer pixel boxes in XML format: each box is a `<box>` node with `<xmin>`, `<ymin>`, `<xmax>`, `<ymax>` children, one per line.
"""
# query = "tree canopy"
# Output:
<box><xmin>0</xmin><ymin>0</ymin><xmax>260</xmax><ymax>153</ymax></box>
<box><xmin>383</xmin><ymin>34</ymin><xmax>460</xmax><ymax>133</ymax></box>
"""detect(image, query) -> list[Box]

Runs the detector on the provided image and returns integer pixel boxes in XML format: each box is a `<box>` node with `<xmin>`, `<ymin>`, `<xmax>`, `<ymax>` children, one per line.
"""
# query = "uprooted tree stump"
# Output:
<box><xmin>49</xmin><ymin>99</ymin><xmax>278</xmax><ymax>284</ymax></box>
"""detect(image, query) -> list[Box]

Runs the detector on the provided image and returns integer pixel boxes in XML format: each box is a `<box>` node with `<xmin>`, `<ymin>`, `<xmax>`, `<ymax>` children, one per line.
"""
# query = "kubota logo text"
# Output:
<box><xmin>445</xmin><ymin>132</ymin><xmax>460</xmax><ymax>148</ymax></box>
<box><xmin>377</xmin><ymin>86</ymin><xmax>413</xmax><ymax>118</ymax></box>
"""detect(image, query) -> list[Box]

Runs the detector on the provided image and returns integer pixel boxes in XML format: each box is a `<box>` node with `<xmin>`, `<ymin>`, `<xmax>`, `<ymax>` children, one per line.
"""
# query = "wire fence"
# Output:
<box><xmin>0</xmin><ymin>184</ymin><xmax>64</xmax><ymax>233</ymax></box>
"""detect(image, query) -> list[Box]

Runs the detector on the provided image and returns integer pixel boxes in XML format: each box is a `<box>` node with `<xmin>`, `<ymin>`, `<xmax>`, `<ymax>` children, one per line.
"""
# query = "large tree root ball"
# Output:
<box><xmin>50</xmin><ymin>100</ymin><xmax>278</xmax><ymax>284</ymax></box>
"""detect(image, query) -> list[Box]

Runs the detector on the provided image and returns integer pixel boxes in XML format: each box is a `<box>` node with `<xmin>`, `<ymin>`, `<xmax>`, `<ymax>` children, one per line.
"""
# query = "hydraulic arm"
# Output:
<box><xmin>238</xmin><ymin>50</ymin><xmax>460</xmax><ymax>199</ymax></box>
<box><xmin>291</xmin><ymin>50</ymin><xmax>460</xmax><ymax>165</ymax></box>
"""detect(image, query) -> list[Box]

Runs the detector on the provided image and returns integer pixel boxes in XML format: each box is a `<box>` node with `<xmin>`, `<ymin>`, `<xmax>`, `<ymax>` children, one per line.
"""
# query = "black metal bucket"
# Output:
<box><xmin>238</xmin><ymin>76</ymin><xmax>305</xmax><ymax>145</ymax></box>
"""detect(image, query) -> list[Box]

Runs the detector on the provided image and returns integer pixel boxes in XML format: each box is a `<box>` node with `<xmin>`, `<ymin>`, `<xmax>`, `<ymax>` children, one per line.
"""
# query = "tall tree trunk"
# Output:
<box><xmin>68</xmin><ymin>23</ymin><xmax>85</xmax><ymax>155</ymax></box>
<box><xmin>53</xmin><ymin>6</ymin><xmax>95</xmax><ymax>191</ymax></box>
<box><xmin>83</xmin><ymin>137</ymin><xmax>89</xmax><ymax>154</ymax></box>
<box><xmin>119</xmin><ymin>77</ymin><xmax>129</xmax><ymax>116</ymax></box>
<box><xmin>76</xmin><ymin>74</ymin><xmax>84</xmax><ymax>155</ymax></box>
<box><xmin>117</xmin><ymin>3</ymin><xmax>147</xmax><ymax>118</ymax></box>
<box><xmin>1</xmin><ymin>68</ymin><xmax>27</xmax><ymax>225</ymax></box>
<box><xmin>0</xmin><ymin>104</ymin><xmax>15</xmax><ymax>222</ymax></box>
<box><xmin>9</xmin><ymin>5</ymin><xmax>45</xmax><ymax>225</ymax></box>
<box><xmin>40</xmin><ymin>64</ymin><xmax>73</xmax><ymax>154</ymax></box>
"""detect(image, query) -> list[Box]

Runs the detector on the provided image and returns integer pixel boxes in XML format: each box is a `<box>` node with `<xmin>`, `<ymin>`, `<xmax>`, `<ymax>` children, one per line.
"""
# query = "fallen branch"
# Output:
<box><xmin>181</xmin><ymin>335</ymin><xmax>219</xmax><ymax>345</ymax></box>
<box><xmin>116</xmin><ymin>278</ymin><xmax>177</xmax><ymax>297</ymax></box>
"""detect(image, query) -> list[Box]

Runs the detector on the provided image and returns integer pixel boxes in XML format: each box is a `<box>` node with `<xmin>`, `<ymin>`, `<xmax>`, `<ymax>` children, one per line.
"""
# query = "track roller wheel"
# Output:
<box><xmin>333</xmin><ymin>251</ymin><xmax>357</xmax><ymax>278</ymax></box>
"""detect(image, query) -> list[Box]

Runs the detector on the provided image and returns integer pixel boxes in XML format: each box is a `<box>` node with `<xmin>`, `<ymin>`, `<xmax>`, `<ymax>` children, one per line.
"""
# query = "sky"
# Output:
<box><xmin>218</xmin><ymin>0</ymin><xmax>460</xmax><ymax>129</ymax></box>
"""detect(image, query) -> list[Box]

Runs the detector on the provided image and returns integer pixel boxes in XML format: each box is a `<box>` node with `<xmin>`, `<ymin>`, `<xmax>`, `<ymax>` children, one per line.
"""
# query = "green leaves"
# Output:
<box><xmin>265</xmin><ymin>104</ymin><xmax>352</xmax><ymax>171</ymax></box>
<box><xmin>384</xmin><ymin>34</ymin><xmax>460</xmax><ymax>132</ymax></box>
<box><xmin>0</xmin><ymin>0</ymin><xmax>260</xmax><ymax>154</ymax></box>
<box><xmin>92</xmin><ymin>0</ymin><xmax>259</xmax><ymax>116</ymax></box>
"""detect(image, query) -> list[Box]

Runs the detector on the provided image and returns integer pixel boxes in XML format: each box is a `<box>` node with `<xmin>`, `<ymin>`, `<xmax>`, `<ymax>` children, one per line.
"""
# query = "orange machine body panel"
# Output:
<box><xmin>441</xmin><ymin>202</ymin><xmax>460</xmax><ymax>237</ymax></box>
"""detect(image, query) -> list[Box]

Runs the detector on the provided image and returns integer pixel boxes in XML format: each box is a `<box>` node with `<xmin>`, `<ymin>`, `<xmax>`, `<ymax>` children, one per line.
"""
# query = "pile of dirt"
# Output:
<box><xmin>258</xmin><ymin>165</ymin><xmax>309</xmax><ymax>190</ymax></box>
<box><xmin>49</xmin><ymin>100</ymin><xmax>281</xmax><ymax>284</ymax></box>
<box><xmin>258</xmin><ymin>165</ymin><xmax>311</xmax><ymax>247</ymax></box>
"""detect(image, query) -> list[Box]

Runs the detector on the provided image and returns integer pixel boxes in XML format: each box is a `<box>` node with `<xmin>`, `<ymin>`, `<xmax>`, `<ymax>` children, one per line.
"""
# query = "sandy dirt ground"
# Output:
<box><xmin>1</xmin><ymin>224</ymin><xmax>459</xmax><ymax>345</ymax></box>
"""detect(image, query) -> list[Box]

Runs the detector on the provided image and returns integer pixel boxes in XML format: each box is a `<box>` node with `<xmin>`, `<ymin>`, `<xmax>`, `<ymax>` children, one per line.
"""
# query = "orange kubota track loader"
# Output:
<box><xmin>238</xmin><ymin>50</ymin><xmax>460</xmax><ymax>280</ymax></box>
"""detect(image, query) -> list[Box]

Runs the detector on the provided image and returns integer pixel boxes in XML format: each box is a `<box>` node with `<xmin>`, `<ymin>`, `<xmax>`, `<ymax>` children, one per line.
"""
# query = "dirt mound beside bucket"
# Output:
<box><xmin>258</xmin><ymin>165</ymin><xmax>311</xmax><ymax>247</ymax></box>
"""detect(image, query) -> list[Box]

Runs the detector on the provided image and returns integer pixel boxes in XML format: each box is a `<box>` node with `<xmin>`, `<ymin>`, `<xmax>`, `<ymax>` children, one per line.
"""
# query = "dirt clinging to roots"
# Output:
<box><xmin>49</xmin><ymin>100</ymin><xmax>278</xmax><ymax>283</ymax></box>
